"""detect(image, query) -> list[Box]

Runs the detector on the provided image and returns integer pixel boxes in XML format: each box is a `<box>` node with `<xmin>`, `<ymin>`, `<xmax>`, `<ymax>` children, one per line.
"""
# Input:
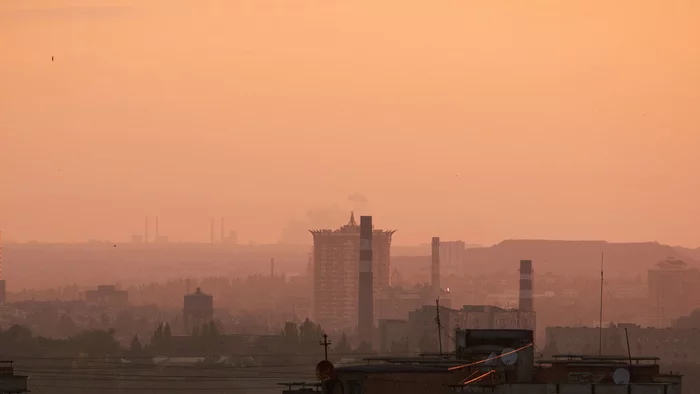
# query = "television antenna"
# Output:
<box><xmin>500</xmin><ymin>348</ymin><xmax>518</xmax><ymax>366</ymax></box>
<box><xmin>613</xmin><ymin>368</ymin><xmax>630</xmax><ymax>385</ymax></box>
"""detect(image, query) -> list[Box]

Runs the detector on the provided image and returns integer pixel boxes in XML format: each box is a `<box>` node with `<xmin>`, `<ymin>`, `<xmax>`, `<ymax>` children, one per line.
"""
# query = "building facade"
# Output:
<box><xmin>647</xmin><ymin>258</ymin><xmax>700</xmax><ymax>328</ymax></box>
<box><xmin>84</xmin><ymin>285</ymin><xmax>128</xmax><ymax>307</ymax></box>
<box><xmin>309</xmin><ymin>213</ymin><xmax>395</xmax><ymax>331</ymax></box>
<box><xmin>439</xmin><ymin>240</ymin><xmax>466</xmax><ymax>277</ymax></box>
<box><xmin>545</xmin><ymin>323</ymin><xmax>700</xmax><ymax>364</ymax></box>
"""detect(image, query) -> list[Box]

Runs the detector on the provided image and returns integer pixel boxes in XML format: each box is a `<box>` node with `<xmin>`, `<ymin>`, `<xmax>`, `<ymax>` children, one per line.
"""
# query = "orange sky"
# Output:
<box><xmin>1</xmin><ymin>0</ymin><xmax>699</xmax><ymax>246</ymax></box>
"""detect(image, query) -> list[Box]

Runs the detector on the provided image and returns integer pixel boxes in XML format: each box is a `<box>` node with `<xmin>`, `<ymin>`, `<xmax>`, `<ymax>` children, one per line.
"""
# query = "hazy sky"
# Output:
<box><xmin>1</xmin><ymin>0</ymin><xmax>699</xmax><ymax>246</ymax></box>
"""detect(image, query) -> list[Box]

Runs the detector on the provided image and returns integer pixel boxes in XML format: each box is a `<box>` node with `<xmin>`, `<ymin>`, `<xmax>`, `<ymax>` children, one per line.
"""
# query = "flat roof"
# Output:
<box><xmin>551</xmin><ymin>355</ymin><xmax>660</xmax><ymax>361</ymax></box>
<box><xmin>537</xmin><ymin>360</ymin><xmax>659</xmax><ymax>366</ymax></box>
<box><xmin>336</xmin><ymin>364</ymin><xmax>451</xmax><ymax>374</ymax></box>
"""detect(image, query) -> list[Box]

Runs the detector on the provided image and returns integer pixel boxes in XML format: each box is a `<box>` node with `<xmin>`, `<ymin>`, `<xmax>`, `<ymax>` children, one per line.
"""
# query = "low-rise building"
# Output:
<box><xmin>545</xmin><ymin>324</ymin><xmax>700</xmax><ymax>364</ymax></box>
<box><xmin>84</xmin><ymin>285</ymin><xmax>128</xmax><ymax>308</ymax></box>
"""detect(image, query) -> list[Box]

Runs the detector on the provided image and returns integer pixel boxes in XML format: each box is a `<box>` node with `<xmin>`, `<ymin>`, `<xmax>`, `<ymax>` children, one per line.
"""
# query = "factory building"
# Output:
<box><xmin>309</xmin><ymin>213</ymin><xmax>395</xmax><ymax>332</ymax></box>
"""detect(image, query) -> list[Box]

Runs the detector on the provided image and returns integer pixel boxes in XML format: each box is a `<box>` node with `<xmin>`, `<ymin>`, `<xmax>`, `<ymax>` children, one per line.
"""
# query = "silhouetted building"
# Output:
<box><xmin>183</xmin><ymin>287</ymin><xmax>214</xmax><ymax>334</ymax></box>
<box><xmin>0</xmin><ymin>361</ymin><xmax>28</xmax><ymax>393</ymax></box>
<box><xmin>407</xmin><ymin>305</ymin><xmax>459</xmax><ymax>354</ymax></box>
<box><xmin>376</xmin><ymin>284</ymin><xmax>451</xmax><ymax>322</ymax></box>
<box><xmin>84</xmin><ymin>285</ymin><xmax>128</xmax><ymax>307</ymax></box>
<box><xmin>431</xmin><ymin>237</ymin><xmax>440</xmax><ymax>295</ymax></box>
<box><xmin>440</xmin><ymin>240</ymin><xmax>466</xmax><ymax>276</ymax></box>
<box><xmin>647</xmin><ymin>257</ymin><xmax>700</xmax><ymax>327</ymax></box>
<box><xmin>458</xmin><ymin>305</ymin><xmax>536</xmax><ymax>332</ymax></box>
<box><xmin>309</xmin><ymin>213</ymin><xmax>395</xmax><ymax>331</ymax></box>
<box><xmin>378</xmin><ymin>319</ymin><xmax>409</xmax><ymax>353</ymax></box>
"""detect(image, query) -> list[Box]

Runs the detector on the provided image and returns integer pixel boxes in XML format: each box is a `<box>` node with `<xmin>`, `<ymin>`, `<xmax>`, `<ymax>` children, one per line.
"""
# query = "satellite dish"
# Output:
<box><xmin>484</xmin><ymin>352</ymin><xmax>498</xmax><ymax>366</ymax></box>
<box><xmin>613</xmin><ymin>368</ymin><xmax>630</xmax><ymax>384</ymax></box>
<box><xmin>316</xmin><ymin>360</ymin><xmax>335</xmax><ymax>381</ymax></box>
<box><xmin>501</xmin><ymin>348</ymin><xmax>518</xmax><ymax>366</ymax></box>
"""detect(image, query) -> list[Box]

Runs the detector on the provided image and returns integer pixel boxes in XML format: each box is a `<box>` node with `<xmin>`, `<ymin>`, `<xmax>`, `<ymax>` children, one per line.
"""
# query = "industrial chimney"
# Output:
<box><xmin>519</xmin><ymin>260</ymin><xmax>533</xmax><ymax>312</ymax></box>
<box><xmin>0</xmin><ymin>231</ymin><xmax>5</xmax><ymax>305</ymax></box>
<box><xmin>358</xmin><ymin>216</ymin><xmax>374</xmax><ymax>344</ymax></box>
<box><xmin>220</xmin><ymin>217</ymin><xmax>224</xmax><ymax>243</ymax></box>
<box><xmin>210</xmin><ymin>218</ymin><xmax>215</xmax><ymax>244</ymax></box>
<box><xmin>432</xmin><ymin>237</ymin><xmax>440</xmax><ymax>294</ymax></box>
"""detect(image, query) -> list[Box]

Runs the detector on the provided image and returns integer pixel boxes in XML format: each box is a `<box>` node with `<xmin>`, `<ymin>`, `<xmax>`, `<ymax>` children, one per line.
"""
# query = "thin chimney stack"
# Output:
<box><xmin>519</xmin><ymin>260</ymin><xmax>534</xmax><ymax>312</ymax></box>
<box><xmin>210</xmin><ymin>218</ymin><xmax>215</xmax><ymax>244</ymax></box>
<box><xmin>358</xmin><ymin>216</ymin><xmax>374</xmax><ymax>344</ymax></box>
<box><xmin>0</xmin><ymin>231</ymin><xmax>5</xmax><ymax>305</ymax></box>
<box><xmin>431</xmin><ymin>237</ymin><xmax>441</xmax><ymax>294</ymax></box>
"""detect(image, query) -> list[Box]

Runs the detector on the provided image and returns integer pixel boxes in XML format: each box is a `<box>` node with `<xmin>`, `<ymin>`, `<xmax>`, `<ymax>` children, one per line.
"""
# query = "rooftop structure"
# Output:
<box><xmin>648</xmin><ymin>257</ymin><xmax>700</xmax><ymax>327</ymax></box>
<box><xmin>0</xmin><ymin>360</ymin><xmax>29</xmax><ymax>393</ymax></box>
<box><xmin>314</xmin><ymin>328</ymin><xmax>682</xmax><ymax>394</ymax></box>
<box><xmin>84</xmin><ymin>285</ymin><xmax>128</xmax><ymax>307</ymax></box>
<box><xmin>183</xmin><ymin>287</ymin><xmax>214</xmax><ymax>334</ymax></box>
<box><xmin>309</xmin><ymin>213</ymin><xmax>395</xmax><ymax>331</ymax></box>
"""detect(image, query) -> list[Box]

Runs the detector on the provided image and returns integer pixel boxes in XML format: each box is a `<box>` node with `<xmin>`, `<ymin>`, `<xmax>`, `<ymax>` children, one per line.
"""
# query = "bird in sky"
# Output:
<box><xmin>51</xmin><ymin>56</ymin><xmax>54</xmax><ymax>62</ymax></box>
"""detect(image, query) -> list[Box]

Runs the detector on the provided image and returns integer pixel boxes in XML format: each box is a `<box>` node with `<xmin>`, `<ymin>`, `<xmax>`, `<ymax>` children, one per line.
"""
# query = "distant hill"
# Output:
<box><xmin>394</xmin><ymin>239</ymin><xmax>696</xmax><ymax>278</ymax></box>
<box><xmin>674</xmin><ymin>246</ymin><xmax>700</xmax><ymax>262</ymax></box>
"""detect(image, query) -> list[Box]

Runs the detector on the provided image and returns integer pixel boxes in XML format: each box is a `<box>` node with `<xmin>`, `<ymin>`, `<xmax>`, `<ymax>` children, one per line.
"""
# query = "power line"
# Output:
<box><xmin>447</xmin><ymin>343</ymin><xmax>533</xmax><ymax>371</ymax></box>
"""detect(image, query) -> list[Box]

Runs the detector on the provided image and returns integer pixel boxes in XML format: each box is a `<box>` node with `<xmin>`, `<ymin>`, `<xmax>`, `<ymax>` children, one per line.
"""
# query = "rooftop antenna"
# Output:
<box><xmin>625</xmin><ymin>327</ymin><xmax>632</xmax><ymax>365</ymax></box>
<box><xmin>501</xmin><ymin>348</ymin><xmax>518</xmax><ymax>365</ymax></box>
<box><xmin>599</xmin><ymin>252</ymin><xmax>604</xmax><ymax>356</ymax></box>
<box><xmin>0</xmin><ymin>230</ymin><xmax>3</xmax><ymax>280</ymax></box>
<box><xmin>436</xmin><ymin>297</ymin><xmax>443</xmax><ymax>357</ymax></box>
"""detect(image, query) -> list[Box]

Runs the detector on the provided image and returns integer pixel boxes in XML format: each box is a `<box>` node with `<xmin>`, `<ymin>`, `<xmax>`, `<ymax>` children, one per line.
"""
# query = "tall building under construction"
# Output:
<box><xmin>309</xmin><ymin>213</ymin><xmax>395</xmax><ymax>331</ymax></box>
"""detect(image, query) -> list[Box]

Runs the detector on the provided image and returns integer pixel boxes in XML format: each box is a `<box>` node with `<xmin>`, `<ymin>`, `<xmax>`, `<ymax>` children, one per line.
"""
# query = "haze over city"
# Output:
<box><xmin>1</xmin><ymin>2</ymin><xmax>700</xmax><ymax>394</ymax></box>
<box><xmin>2</xmin><ymin>0</ymin><xmax>699</xmax><ymax>246</ymax></box>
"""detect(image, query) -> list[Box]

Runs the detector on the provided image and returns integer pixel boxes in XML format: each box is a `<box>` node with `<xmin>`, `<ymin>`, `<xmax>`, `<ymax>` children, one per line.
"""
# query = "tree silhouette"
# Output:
<box><xmin>208</xmin><ymin>321</ymin><xmax>218</xmax><ymax>337</ymax></box>
<box><xmin>130</xmin><ymin>335</ymin><xmax>143</xmax><ymax>355</ymax></box>
<box><xmin>71</xmin><ymin>329</ymin><xmax>120</xmax><ymax>357</ymax></box>
<box><xmin>57</xmin><ymin>315</ymin><xmax>77</xmax><ymax>338</ymax></box>
<box><xmin>333</xmin><ymin>333</ymin><xmax>352</xmax><ymax>356</ymax></box>
<box><xmin>390</xmin><ymin>338</ymin><xmax>409</xmax><ymax>355</ymax></box>
<box><xmin>353</xmin><ymin>341</ymin><xmax>373</xmax><ymax>355</ymax></box>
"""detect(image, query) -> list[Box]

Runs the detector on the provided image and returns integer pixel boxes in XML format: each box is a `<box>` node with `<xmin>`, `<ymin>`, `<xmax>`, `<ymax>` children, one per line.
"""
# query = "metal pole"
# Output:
<box><xmin>599</xmin><ymin>252</ymin><xmax>604</xmax><ymax>356</ymax></box>
<box><xmin>436</xmin><ymin>298</ymin><xmax>443</xmax><ymax>357</ymax></box>
<box><xmin>319</xmin><ymin>334</ymin><xmax>331</xmax><ymax>361</ymax></box>
<box><xmin>625</xmin><ymin>328</ymin><xmax>632</xmax><ymax>364</ymax></box>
